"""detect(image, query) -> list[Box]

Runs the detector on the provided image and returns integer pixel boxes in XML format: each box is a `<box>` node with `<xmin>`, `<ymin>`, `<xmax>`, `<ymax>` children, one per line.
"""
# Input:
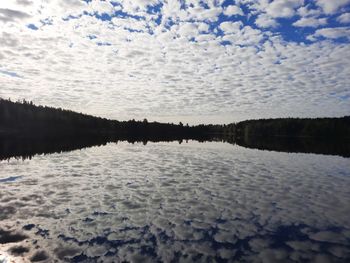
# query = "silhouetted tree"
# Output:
<box><xmin>0</xmin><ymin>98</ymin><xmax>224</xmax><ymax>140</ymax></box>
<box><xmin>1</xmin><ymin>98</ymin><xmax>348</xmax><ymax>144</ymax></box>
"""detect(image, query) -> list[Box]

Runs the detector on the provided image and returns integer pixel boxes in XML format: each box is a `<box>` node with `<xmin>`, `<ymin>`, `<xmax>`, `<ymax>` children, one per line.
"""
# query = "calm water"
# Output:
<box><xmin>0</xmin><ymin>141</ymin><xmax>350</xmax><ymax>262</ymax></box>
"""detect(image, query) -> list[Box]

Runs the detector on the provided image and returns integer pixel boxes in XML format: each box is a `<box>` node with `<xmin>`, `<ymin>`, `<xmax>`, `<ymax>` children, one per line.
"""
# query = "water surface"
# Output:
<box><xmin>0</xmin><ymin>141</ymin><xmax>349</xmax><ymax>262</ymax></box>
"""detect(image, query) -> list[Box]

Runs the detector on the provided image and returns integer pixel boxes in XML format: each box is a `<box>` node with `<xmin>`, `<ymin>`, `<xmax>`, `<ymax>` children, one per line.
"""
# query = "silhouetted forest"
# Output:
<box><xmin>1</xmin><ymin>134</ymin><xmax>349</xmax><ymax>161</ymax></box>
<box><xmin>235</xmin><ymin>136</ymin><xmax>350</xmax><ymax>158</ymax></box>
<box><xmin>1</xmin><ymin>98</ymin><xmax>350</xmax><ymax>159</ymax></box>
<box><xmin>3</xmin><ymin>98</ymin><xmax>348</xmax><ymax>140</ymax></box>
<box><xmin>0</xmin><ymin>98</ymin><xmax>220</xmax><ymax>139</ymax></box>
<box><xmin>0</xmin><ymin>136</ymin><xmax>228</xmax><ymax>161</ymax></box>
<box><xmin>233</xmin><ymin>117</ymin><xmax>350</xmax><ymax>139</ymax></box>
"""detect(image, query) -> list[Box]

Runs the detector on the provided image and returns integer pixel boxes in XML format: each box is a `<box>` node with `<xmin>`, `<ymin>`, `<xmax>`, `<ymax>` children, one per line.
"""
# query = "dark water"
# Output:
<box><xmin>0</xmin><ymin>140</ymin><xmax>350</xmax><ymax>262</ymax></box>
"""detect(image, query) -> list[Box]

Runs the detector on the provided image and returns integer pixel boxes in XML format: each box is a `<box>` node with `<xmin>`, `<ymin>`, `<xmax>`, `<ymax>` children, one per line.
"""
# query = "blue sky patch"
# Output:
<box><xmin>0</xmin><ymin>69</ymin><xmax>22</xmax><ymax>78</ymax></box>
<box><xmin>27</xmin><ymin>23</ymin><xmax>38</xmax><ymax>30</ymax></box>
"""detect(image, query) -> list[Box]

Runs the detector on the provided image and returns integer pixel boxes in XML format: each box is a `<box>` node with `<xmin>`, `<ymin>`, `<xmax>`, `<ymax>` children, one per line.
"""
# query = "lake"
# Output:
<box><xmin>0</xmin><ymin>141</ymin><xmax>350</xmax><ymax>262</ymax></box>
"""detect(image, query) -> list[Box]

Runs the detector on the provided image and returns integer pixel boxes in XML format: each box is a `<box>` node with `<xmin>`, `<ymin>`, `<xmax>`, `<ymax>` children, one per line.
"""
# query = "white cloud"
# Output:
<box><xmin>223</xmin><ymin>5</ymin><xmax>244</xmax><ymax>16</ymax></box>
<box><xmin>112</xmin><ymin>16</ymin><xmax>148</xmax><ymax>32</ymax></box>
<box><xmin>119</xmin><ymin>0</ymin><xmax>161</xmax><ymax>13</ymax></box>
<box><xmin>0</xmin><ymin>0</ymin><xmax>34</xmax><ymax>9</ymax></box>
<box><xmin>315</xmin><ymin>0</ymin><xmax>350</xmax><ymax>14</ymax></box>
<box><xmin>197</xmin><ymin>22</ymin><xmax>210</xmax><ymax>33</ymax></box>
<box><xmin>178</xmin><ymin>22</ymin><xmax>199</xmax><ymax>38</ymax></box>
<box><xmin>237</xmin><ymin>0</ymin><xmax>304</xmax><ymax>19</ymax></box>
<box><xmin>235</xmin><ymin>25</ymin><xmax>265</xmax><ymax>45</ymax></box>
<box><xmin>87</xmin><ymin>0</ymin><xmax>116</xmax><ymax>15</ymax></box>
<box><xmin>219</xmin><ymin>21</ymin><xmax>243</xmax><ymax>34</ymax></box>
<box><xmin>265</xmin><ymin>0</ymin><xmax>304</xmax><ymax>18</ymax></box>
<box><xmin>337</xmin><ymin>12</ymin><xmax>350</xmax><ymax>23</ymax></box>
<box><xmin>313</xmin><ymin>27</ymin><xmax>350</xmax><ymax>40</ymax></box>
<box><xmin>293</xmin><ymin>17</ymin><xmax>327</xmax><ymax>27</ymax></box>
<box><xmin>0</xmin><ymin>0</ymin><xmax>349</xmax><ymax>123</ymax></box>
<box><xmin>297</xmin><ymin>5</ymin><xmax>322</xmax><ymax>17</ymax></box>
<box><xmin>255</xmin><ymin>14</ymin><xmax>279</xmax><ymax>28</ymax></box>
<box><xmin>0</xmin><ymin>8</ymin><xmax>31</xmax><ymax>23</ymax></box>
<box><xmin>0</xmin><ymin>0</ymin><xmax>36</xmax><ymax>24</ymax></box>
<box><xmin>188</xmin><ymin>6</ymin><xmax>223</xmax><ymax>22</ymax></box>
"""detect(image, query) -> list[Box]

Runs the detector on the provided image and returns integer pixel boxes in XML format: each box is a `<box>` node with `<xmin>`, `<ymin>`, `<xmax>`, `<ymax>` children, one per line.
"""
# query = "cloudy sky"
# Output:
<box><xmin>0</xmin><ymin>0</ymin><xmax>349</xmax><ymax>124</ymax></box>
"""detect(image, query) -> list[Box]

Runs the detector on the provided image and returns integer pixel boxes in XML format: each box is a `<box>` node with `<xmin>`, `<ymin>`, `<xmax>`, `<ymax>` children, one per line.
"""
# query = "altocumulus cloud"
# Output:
<box><xmin>0</xmin><ymin>0</ymin><xmax>349</xmax><ymax>123</ymax></box>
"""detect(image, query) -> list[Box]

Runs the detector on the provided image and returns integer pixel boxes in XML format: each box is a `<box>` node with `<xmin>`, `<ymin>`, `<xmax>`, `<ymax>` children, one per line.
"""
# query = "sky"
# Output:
<box><xmin>0</xmin><ymin>0</ymin><xmax>349</xmax><ymax>124</ymax></box>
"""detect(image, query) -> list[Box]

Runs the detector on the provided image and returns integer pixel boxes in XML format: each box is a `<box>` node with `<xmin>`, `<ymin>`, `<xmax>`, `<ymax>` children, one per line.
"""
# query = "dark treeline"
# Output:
<box><xmin>0</xmin><ymin>136</ymin><xmax>109</xmax><ymax>161</ymax></box>
<box><xmin>0</xmin><ymin>98</ymin><xmax>221</xmax><ymax>139</ymax></box>
<box><xmin>0</xmin><ymin>136</ymin><xmax>226</xmax><ymax>161</ymax></box>
<box><xmin>2</xmin><ymin>98</ymin><xmax>349</xmax><ymax>140</ymax></box>
<box><xmin>1</xmin><ymin>98</ymin><xmax>350</xmax><ymax>159</ymax></box>
<box><xmin>233</xmin><ymin>117</ymin><xmax>350</xmax><ymax>139</ymax></box>
<box><xmin>228</xmin><ymin>116</ymin><xmax>350</xmax><ymax>158</ymax></box>
<box><xmin>2</xmin><ymin>134</ymin><xmax>349</xmax><ymax>161</ymax></box>
<box><xmin>0</xmin><ymin>98</ymin><xmax>116</xmax><ymax>138</ymax></box>
<box><xmin>235</xmin><ymin>136</ymin><xmax>350</xmax><ymax>158</ymax></box>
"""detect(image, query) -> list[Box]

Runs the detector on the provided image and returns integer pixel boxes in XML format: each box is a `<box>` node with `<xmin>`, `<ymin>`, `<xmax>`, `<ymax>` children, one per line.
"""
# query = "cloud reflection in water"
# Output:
<box><xmin>0</xmin><ymin>141</ymin><xmax>349</xmax><ymax>262</ymax></box>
